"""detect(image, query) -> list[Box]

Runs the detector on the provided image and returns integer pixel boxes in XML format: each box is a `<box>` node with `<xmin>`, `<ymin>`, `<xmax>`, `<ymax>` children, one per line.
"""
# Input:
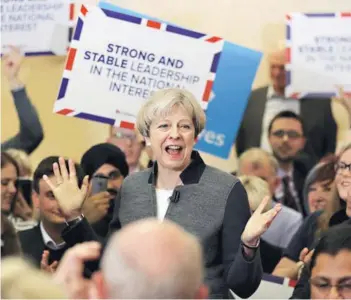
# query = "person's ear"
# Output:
<box><xmin>91</xmin><ymin>271</ymin><xmax>108</xmax><ymax>299</ymax></box>
<box><xmin>32</xmin><ymin>191</ymin><xmax>40</xmax><ymax>209</ymax></box>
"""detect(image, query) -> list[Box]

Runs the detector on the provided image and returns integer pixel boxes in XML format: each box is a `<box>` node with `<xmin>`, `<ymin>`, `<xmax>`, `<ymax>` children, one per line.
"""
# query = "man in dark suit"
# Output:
<box><xmin>80</xmin><ymin>143</ymin><xmax>129</xmax><ymax>238</ymax></box>
<box><xmin>18</xmin><ymin>156</ymin><xmax>84</xmax><ymax>270</ymax></box>
<box><xmin>236</xmin><ymin>49</ymin><xmax>337</xmax><ymax>161</ymax></box>
<box><xmin>267</xmin><ymin>111</ymin><xmax>315</xmax><ymax>216</ymax></box>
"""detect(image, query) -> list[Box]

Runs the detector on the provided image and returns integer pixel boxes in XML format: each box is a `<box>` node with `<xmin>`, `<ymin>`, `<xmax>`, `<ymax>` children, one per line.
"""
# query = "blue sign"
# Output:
<box><xmin>99</xmin><ymin>2</ymin><xmax>262</xmax><ymax>159</ymax></box>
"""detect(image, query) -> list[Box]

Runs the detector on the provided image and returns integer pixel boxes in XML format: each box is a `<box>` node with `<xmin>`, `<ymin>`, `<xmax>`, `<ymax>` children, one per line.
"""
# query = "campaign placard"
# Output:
<box><xmin>54</xmin><ymin>3</ymin><xmax>262</xmax><ymax>159</ymax></box>
<box><xmin>1</xmin><ymin>0</ymin><xmax>74</xmax><ymax>56</ymax></box>
<box><xmin>286</xmin><ymin>12</ymin><xmax>351</xmax><ymax>98</ymax></box>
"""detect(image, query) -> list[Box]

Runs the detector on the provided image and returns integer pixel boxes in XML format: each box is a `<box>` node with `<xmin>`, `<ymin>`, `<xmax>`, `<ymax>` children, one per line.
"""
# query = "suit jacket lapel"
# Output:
<box><xmin>21</xmin><ymin>225</ymin><xmax>46</xmax><ymax>267</ymax></box>
<box><xmin>292</xmin><ymin>167</ymin><xmax>306</xmax><ymax>216</ymax></box>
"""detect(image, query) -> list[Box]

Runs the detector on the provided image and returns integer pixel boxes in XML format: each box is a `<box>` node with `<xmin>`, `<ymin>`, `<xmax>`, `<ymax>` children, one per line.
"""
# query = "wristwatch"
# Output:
<box><xmin>65</xmin><ymin>214</ymin><xmax>84</xmax><ymax>227</ymax></box>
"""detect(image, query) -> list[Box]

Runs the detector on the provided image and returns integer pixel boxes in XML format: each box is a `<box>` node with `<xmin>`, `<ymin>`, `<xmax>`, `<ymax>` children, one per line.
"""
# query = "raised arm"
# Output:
<box><xmin>1</xmin><ymin>46</ymin><xmax>44</xmax><ymax>154</ymax></box>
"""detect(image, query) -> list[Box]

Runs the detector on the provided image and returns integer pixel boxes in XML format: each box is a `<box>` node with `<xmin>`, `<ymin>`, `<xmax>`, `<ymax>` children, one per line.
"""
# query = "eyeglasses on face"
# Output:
<box><xmin>335</xmin><ymin>161</ymin><xmax>351</xmax><ymax>173</ymax></box>
<box><xmin>271</xmin><ymin>129</ymin><xmax>302</xmax><ymax>139</ymax></box>
<box><xmin>310</xmin><ymin>277</ymin><xmax>351</xmax><ymax>297</ymax></box>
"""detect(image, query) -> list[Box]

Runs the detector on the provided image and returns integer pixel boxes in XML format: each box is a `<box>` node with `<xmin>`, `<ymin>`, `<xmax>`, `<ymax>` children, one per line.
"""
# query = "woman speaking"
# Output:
<box><xmin>45</xmin><ymin>88</ymin><xmax>281</xmax><ymax>299</ymax></box>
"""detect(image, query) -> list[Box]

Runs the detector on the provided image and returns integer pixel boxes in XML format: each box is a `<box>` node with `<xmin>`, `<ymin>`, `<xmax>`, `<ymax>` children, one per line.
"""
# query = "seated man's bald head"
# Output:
<box><xmin>99</xmin><ymin>219</ymin><xmax>207</xmax><ymax>299</ymax></box>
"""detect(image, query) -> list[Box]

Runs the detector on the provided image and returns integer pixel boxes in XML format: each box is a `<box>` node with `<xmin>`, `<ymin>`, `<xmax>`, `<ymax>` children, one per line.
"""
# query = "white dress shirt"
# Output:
<box><xmin>40</xmin><ymin>222</ymin><xmax>66</xmax><ymax>250</ymax></box>
<box><xmin>260</xmin><ymin>86</ymin><xmax>300</xmax><ymax>152</ymax></box>
<box><xmin>156</xmin><ymin>189</ymin><xmax>173</xmax><ymax>221</ymax></box>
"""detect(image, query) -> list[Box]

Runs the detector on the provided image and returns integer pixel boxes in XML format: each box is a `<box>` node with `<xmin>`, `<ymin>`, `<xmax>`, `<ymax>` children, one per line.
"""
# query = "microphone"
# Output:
<box><xmin>170</xmin><ymin>190</ymin><xmax>180</xmax><ymax>203</ymax></box>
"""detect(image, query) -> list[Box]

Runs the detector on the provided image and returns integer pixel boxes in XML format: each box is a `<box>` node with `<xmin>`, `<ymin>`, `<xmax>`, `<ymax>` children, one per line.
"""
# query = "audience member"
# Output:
<box><xmin>1</xmin><ymin>213</ymin><xmax>21</xmax><ymax>258</ymax></box>
<box><xmin>291</xmin><ymin>224</ymin><xmax>351</xmax><ymax>299</ymax></box>
<box><xmin>80</xmin><ymin>143</ymin><xmax>129</xmax><ymax>237</ymax></box>
<box><xmin>107</xmin><ymin>127</ymin><xmax>146</xmax><ymax>173</ymax></box>
<box><xmin>239</xmin><ymin>175</ymin><xmax>283</xmax><ymax>273</ymax></box>
<box><xmin>238</xmin><ymin>148</ymin><xmax>302</xmax><ymax>248</ymax></box>
<box><xmin>274</xmin><ymin>144</ymin><xmax>351</xmax><ymax>280</ymax></box>
<box><xmin>236</xmin><ymin>48</ymin><xmax>337</xmax><ymax>160</ymax></box>
<box><xmin>333</xmin><ymin>143</ymin><xmax>351</xmax><ymax>222</ymax></box>
<box><xmin>1</xmin><ymin>152</ymin><xmax>19</xmax><ymax>216</ymax></box>
<box><xmin>6</xmin><ymin>149</ymin><xmax>37</xmax><ymax>228</ymax></box>
<box><xmin>55</xmin><ymin>219</ymin><xmax>208</xmax><ymax>299</ymax></box>
<box><xmin>309</xmin><ymin>225</ymin><xmax>351</xmax><ymax>300</ymax></box>
<box><xmin>18</xmin><ymin>156</ymin><xmax>85</xmax><ymax>272</ymax></box>
<box><xmin>1</xmin><ymin>46</ymin><xmax>44</xmax><ymax>154</ymax></box>
<box><xmin>302</xmin><ymin>155</ymin><xmax>338</xmax><ymax>215</ymax></box>
<box><xmin>268</xmin><ymin>110</ymin><xmax>315</xmax><ymax>215</ymax></box>
<box><xmin>1</xmin><ymin>257</ymin><xmax>66</xmax><ymax>299</ymax></box>
<box><xmin>44</xmin><ymin>88</ymin><xmax>282</xmax><ymax>299</ymax></box>
<box><xmin>1</xmin><ymin>152</ymin><xmax>36</xmax><ymax>231</ymax></box>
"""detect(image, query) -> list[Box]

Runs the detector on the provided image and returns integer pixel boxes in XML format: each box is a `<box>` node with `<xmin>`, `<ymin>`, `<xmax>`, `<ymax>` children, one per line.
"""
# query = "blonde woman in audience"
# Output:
<box><xmin>1</xmin><ymin>257</ymin><xmax>66</xmax><ymax>299</ymax></box>
<box><xmin>3</xmin><ymin>150</ymin><xmax>37</xmax><ymax>231</ymax></box>
<box><xmin>43</xmin><ymin>88</ymin><xmax>282</xmax><ymax>299</ymax></box>
<box><xmin>239</xmin><ymin>175</ymin><xmax>283</xmax><ymax>273</ymax></box>
<box><xmin>274</xmin><ymin>144</ymin><xmax>350</xmax><ymax>280</ymax></box>
<box><xmin>1</xmin><ymin>152</ymin><xmax>35</xmax><ymax>231</ymax></box>
<box><xmin>6</xmin><ymin>149</ymin><xmax>38</xmax><ymax>229</ymax></box>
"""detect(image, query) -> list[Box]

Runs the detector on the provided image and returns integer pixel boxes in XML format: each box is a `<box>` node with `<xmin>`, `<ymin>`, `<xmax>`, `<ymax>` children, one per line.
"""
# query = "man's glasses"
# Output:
<box><xmin>335</xmin><ymin>161</ymin><xmax>351</xmax><ymax>173</ymax></box>
<box><xmin>310</xmin><ymin>277</ymin><xmax>351</xmax><ymax>298</ymax></box>
<box><xmin>271</xmin><ymin>130</ymin><xmax>302</xmax><ymax>139</ymax></box>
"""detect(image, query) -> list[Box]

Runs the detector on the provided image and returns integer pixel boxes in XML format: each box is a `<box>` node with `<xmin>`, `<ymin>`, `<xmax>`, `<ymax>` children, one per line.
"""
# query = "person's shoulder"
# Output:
<box><xmin>203</xmin><ymin>165</ymin><xmax>238</xmax><ymax>187</ymax></box>
<box><xmin>251</xmin><ymin>85</ymin><xmax>269</xmax><ymax>95</ymax></box>
<box><xmin>247</xmin><ymin>85</ymin><xmax>269</xmax><ymax>101</ymax></box>
<box><xmin>302</xmin><ymin>210</ymin><xmax>323</xmax><ymax>227</ymax></box>
<box><xmin>301</xmin><ymin>95</ymin><xmax>331</xmax><ymax>107</ymax></box>
<box><xmin>18</xmin><ymin>225</ymin><xmax>39</xmax><ymax>240</ymax></box>
<box><xmin>329</xmin><ymin>208</ymin><xmax>349</xmax><ymax>227</ymax></box>
<box><xmin>123</xmin><ymin>168</ymin><xmax>152</xmax><ymax>186</ymax></box>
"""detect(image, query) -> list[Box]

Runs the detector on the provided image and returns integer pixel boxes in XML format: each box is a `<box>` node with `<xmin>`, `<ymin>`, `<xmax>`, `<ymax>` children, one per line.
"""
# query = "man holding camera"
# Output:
<box><xmin>80</xmin><ymin>143</ymin><xmax>129</xmax><ymax>238</ymax></box>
